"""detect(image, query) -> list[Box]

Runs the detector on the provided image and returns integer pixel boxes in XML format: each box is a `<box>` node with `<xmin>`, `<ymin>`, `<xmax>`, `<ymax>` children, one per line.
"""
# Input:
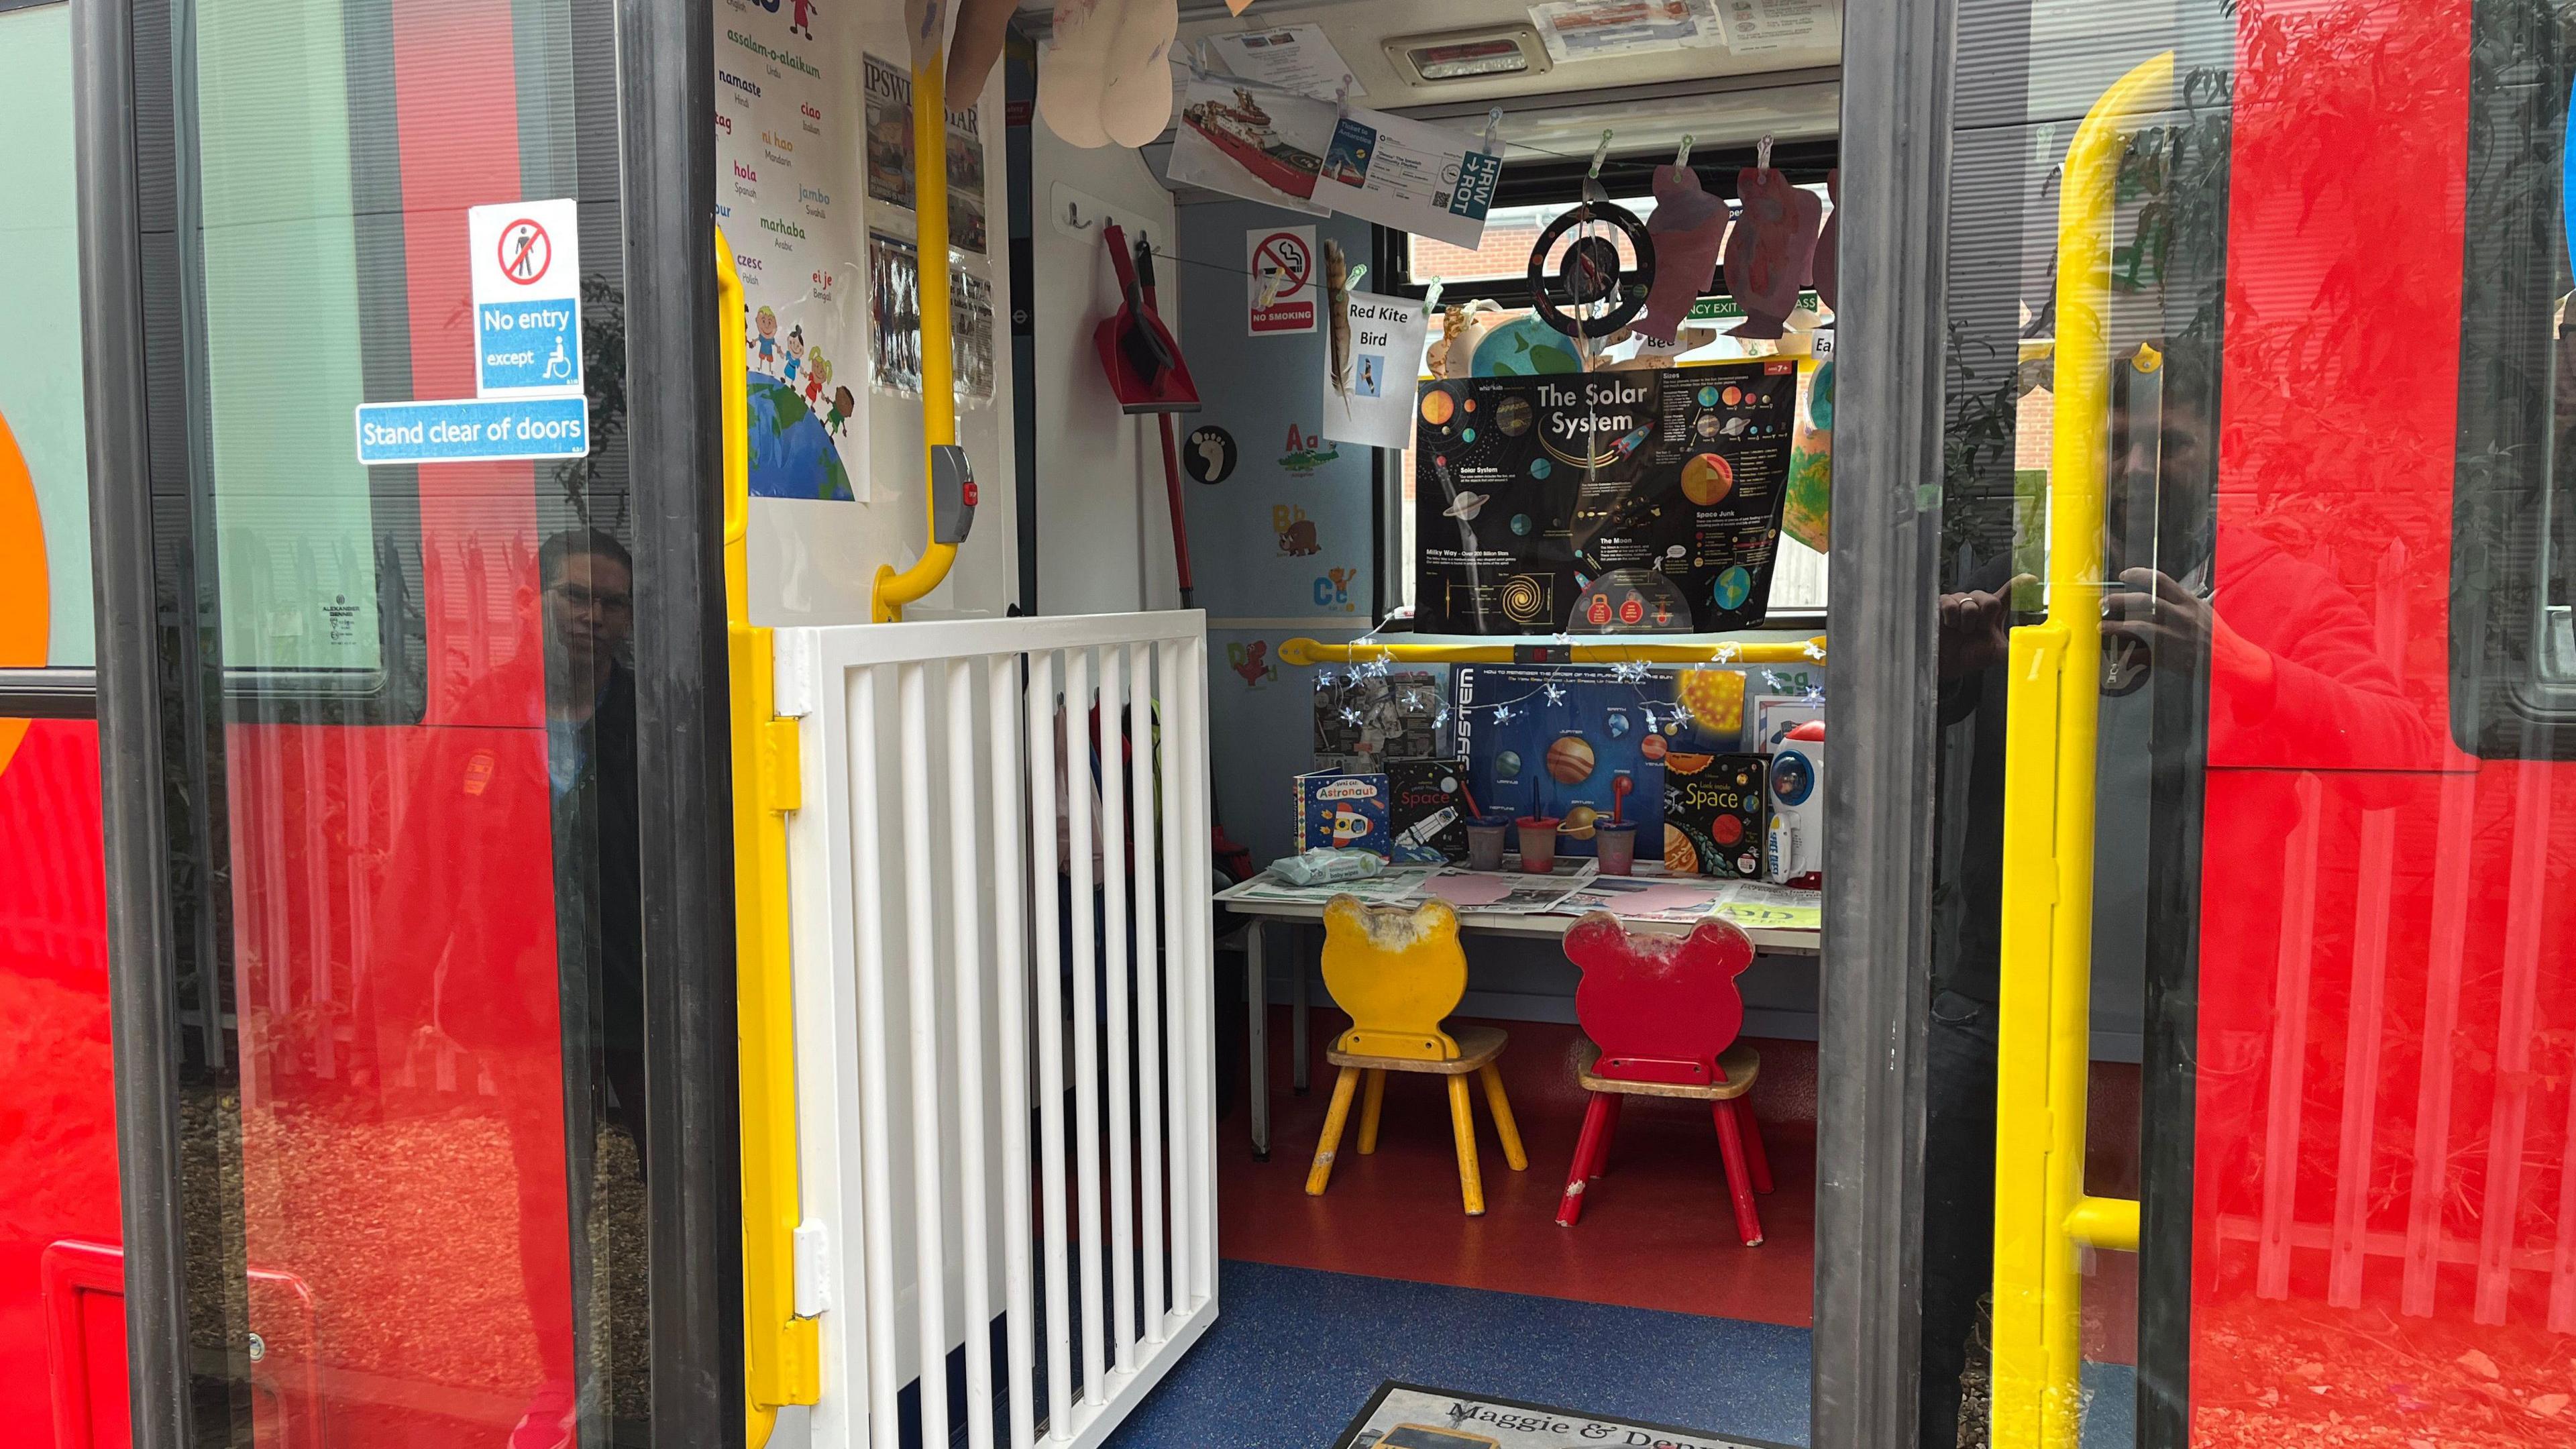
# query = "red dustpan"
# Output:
<box><xmin>1093</xmin><ymin>223</ymin><xmax>1199</xmax><ymax>411</ymax></box>
<box><xmin>1093</xmin><ymin>224</ymin><xmax>1201</xmax><ymax>604</ymax></box>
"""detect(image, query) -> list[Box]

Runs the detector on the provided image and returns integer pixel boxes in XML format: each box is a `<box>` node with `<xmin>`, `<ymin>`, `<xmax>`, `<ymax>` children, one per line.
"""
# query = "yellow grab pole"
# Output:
<box><xmin>719</xmin><ymin>228</ymin><xmax>820</xmax><ymax>1448</ymax></box>
<box><xmin>1988</xmin><ymin>50</ymin><xmax>2169</xmax><ymax>1449</ymax></box>
<box><xmin>872</xmin><ymin>36</ymin><xmax>961</xmax><ymax>621</ymax></box>
<box><xmin>1277</xmin><ymin>637</ymin><xmax>1827</xmax><ymax>667</ymax></box>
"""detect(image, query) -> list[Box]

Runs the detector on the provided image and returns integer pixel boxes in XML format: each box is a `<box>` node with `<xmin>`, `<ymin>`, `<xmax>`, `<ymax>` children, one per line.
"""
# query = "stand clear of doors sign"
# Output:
<box><xmin>356</xmin><ymin>197</ymin><xmax>590</xmax><ymax>464</ymax></box>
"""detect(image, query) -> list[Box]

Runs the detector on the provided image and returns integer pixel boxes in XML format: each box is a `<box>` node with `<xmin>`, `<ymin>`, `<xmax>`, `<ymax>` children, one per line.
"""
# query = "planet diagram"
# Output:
<box><xmin>1420</xmin><ymin>389</ymin><xmax>1458</xmax><ymax>427</ymax></box>
<box><xmin>1544</xmin><ymin>735</ymin><xmax>1595</xmax><ymax>784</ymax></box>
<box><xmin>1681</xmin><ymin>452</ymin><xmax>1735</xmax><ymax>506</ymax></box>
<box><xmin>1442</xmin><ymin>491</ymin><xmax>1491</xmax><ymax>522</ymax></box>
<box><xmin>1495</xmin><ymin>394</ymin><xmax>1534</xmax><ymax>435</ymax></box>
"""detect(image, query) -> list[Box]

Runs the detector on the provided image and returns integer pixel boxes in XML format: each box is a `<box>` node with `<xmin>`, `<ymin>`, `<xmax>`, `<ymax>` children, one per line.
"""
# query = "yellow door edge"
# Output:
<box><xmin>719</xmin><ymin>228</ymin><xmax>820</xmax><ymax>1448</ymax></box>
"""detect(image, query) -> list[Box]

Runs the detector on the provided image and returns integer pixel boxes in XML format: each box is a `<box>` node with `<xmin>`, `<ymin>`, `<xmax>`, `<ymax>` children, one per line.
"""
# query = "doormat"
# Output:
<box><xmin>1332</xmin><ymin>1382</ymin><xmax>1799</xmax><ymax>1449</ymax></box>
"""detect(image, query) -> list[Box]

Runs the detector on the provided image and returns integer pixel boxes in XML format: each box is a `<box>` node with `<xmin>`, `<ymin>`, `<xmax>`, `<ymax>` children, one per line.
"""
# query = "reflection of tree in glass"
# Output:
<box><xmin>553</xmin><ymin>273</ymin><xmax>627</xmax><ymax>527</ymax></box>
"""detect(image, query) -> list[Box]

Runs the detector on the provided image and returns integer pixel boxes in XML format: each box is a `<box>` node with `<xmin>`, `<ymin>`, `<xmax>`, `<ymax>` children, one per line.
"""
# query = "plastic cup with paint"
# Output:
<box><xmin>1594</xmin><ymin>820</ymin><xmax>1638</xmax><ymax>876</ymax></box>
<box><xmin>1517</xmin><ymin>816</ymin><xmax>1562</xmax><ymax>874</ymax></box>
<box><xmin>1464</xmin><ymin>816</ymin><xmax>1513</xmax><ymax>872</ymax></box>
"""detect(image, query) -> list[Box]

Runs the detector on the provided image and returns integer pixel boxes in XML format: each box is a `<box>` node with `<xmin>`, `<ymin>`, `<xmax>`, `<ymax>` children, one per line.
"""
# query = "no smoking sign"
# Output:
<box><xmin>1246</xmin><ymin>225</ymin><xmax>1316</xmax><ymax>335</ymax></box>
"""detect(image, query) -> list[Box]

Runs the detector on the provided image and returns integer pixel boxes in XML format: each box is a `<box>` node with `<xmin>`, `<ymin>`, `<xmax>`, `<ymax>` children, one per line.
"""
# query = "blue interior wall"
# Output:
<box><xmin>1174</xmin><ymin>200</ymin><xmax>1380</xmax><ymax>865</ymax></box>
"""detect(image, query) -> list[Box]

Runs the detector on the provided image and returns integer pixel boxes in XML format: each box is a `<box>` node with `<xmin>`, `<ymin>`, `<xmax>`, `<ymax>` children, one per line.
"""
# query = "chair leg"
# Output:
<box><xmin>1593</xmin><ymin>1093</ymin><xmax>1625</xmax><ymax>1180</ymax></box>
<box><xmin>1447</xmin><ymin>1075</ymin><xmax>1485</xmax><ymax>1216</ymax></box>
<box><xmin>1357</xmin><ymin>1069</ymin><xmax>1387</xmax><ymax>1155</ymax></box>
<box><xmin>1305</xmin><ymin>1067</ymin><xmax>1360</xmax><ymax>1197</ymax></box>
<box><xmin>1711</xmin><ymin>1099</ymin><xmax>1765</xmax><ymax>1246</ymax></box>
<box><xmin>1477</xmin><ymin>1064</ymin><xmax>1528</xmax><ymax>1172</ymax></box>
<box><xmin>1558</xmin><ymin>1091</ymin><xmax>1615</xmax><ymax>1226</ymax></box>
<box><xmin>1739</xmin><ymin>1100</ymin><xmax>1773</xmax><ymax>1193</ymax></box>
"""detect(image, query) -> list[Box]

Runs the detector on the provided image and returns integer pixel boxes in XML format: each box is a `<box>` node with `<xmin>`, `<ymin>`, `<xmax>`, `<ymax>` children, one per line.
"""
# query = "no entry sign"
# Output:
<box><xmin>1247</xmin><ymin>225</ymin><xmax>1317</xmax><ymax>335</ymax></box>
<box><xmin>467</xmin><ymin>198</ymin><xmax>584</xmax><ymax>398</ymax></box>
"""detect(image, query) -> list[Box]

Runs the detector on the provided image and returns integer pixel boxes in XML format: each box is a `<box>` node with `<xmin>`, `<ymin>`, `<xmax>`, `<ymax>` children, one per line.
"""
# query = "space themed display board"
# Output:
<box><xmin>1412</xmin><ymin>360</ymin><xmax>1800</xmax><ymax>635</ymax></box>
<box><xmin>1450</xmin><ymin>666</ymin><xmax>1677</xmax><ymax>861</ymax></box>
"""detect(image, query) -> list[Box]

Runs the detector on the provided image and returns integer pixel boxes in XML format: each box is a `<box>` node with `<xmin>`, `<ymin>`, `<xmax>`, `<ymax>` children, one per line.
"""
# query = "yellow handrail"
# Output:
<box><xmin>1277</xmin><ymin>636</ymin><xmax>1827</xmax><ymax>667</ymax></box>
<box><xmin>1988</xmin><ymin>50</ymin><xmax>2169</xmax><ymax>1449</ymax></box>
<box><xmin>720</xmin><ymin>227</ymin><xmax>820</xmax><ymax>1448</ymax></box>
<box><xmin>872</xmin><ymin>41</ymin><xmax>961</xmax><ymax>621</ymax></box>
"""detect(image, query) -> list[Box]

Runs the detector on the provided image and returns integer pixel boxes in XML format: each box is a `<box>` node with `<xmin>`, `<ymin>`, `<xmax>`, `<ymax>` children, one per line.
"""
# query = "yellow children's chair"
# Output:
<box><xmin>1305</xmin><ymin>895</ymin><xmax>1527</xmax><ymax>1215</ymax></box>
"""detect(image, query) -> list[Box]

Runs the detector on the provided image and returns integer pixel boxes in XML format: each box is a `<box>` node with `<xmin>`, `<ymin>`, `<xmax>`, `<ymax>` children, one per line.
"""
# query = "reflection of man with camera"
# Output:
<box><xmin>1917</xmin><ymin>346</ymin><xmax>2429</xmax><ymax>1446</ymax></box>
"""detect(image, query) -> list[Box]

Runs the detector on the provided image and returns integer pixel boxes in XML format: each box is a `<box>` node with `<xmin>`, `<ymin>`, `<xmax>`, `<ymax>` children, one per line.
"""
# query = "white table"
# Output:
<box><xmin>1220</xmin><ymin>895</ymin><xmax>1821</xmax><ymax>1159</ymax></box>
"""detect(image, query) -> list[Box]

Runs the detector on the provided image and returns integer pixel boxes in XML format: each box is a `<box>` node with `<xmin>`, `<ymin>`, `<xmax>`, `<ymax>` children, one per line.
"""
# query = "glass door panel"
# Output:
<box><xmin>1943</xmin><ymin>3</ymin><xmax>2576</xmax><ymax>1447</ymax></box>
<box><xmin>137</xmin><ymin>0</ymin><xmax>648</xmax><ymax>1441</ymax></box>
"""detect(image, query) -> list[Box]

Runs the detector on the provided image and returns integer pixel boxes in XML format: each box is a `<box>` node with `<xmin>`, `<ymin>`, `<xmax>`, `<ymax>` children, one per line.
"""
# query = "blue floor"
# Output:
<box><xmin>1101</xmin><ymin>1261</ymin><xmax>2143</xmax><ymax>1449</ymax></box>
<box><xmin>1104</xmin><ymin>1260</ymin><xmax>1813</xmax><ymax>1448</ymax></box>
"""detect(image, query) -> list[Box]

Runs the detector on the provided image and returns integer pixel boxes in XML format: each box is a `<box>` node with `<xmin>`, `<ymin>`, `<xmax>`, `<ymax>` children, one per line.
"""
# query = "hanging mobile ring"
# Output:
<box><xmin>1525</xmin><ymin>200</ymin><xmax>1656</xmax><ymax>339</ymax></box>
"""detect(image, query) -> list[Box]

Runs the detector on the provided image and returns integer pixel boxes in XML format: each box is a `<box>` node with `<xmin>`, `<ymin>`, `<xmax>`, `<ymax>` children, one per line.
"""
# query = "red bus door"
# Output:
<box><xmin>1949</xmin><ymin>3</ymin><xmax>2576</xmax><ymax>1447</ymax></box>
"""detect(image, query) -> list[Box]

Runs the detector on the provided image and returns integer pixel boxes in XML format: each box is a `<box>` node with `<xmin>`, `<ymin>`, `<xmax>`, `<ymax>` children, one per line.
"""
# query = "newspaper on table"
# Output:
<box><xmin>1423</xmin><ymin>861</ymin><xmax>1599</xmax><ymax>916</ymax></box>
<box><xmin>1556</xmin><ymin>873</ymin><xmax>1732</xmax><ymax>922</ymax></box>
<box><xmin>1708</xmin><ymin>879</ymin><xmax>1822</xmax><ymax>930</ymax></box>
<box><xmin>1216</xmin><ymin>863</ymin><xmax>1444</xmax><ymax>908</ymax></box>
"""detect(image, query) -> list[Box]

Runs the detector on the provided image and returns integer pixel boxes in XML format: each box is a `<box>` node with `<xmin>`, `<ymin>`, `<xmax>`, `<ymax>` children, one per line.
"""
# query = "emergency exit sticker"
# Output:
<box><xmin>468</xmin><ymin>199</ymin><xmax>584</xmax><ymax>397</ymax></box>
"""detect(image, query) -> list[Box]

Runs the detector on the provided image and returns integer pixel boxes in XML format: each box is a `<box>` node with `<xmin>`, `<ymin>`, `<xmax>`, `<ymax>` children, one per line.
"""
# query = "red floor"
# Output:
<box><xmin>1216</xmin><ymin>1006</ymin><xmax>2143</xmax><ymax>1362</ymax></box>
<box><xmin>1218</xmin><ymin>1009</ymin><xmax>1822</xmax><ymax>1327</ymax></box>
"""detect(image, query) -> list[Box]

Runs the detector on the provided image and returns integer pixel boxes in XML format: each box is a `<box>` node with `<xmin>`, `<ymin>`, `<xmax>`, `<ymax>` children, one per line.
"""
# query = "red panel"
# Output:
<box><xmin>2204</xmin><ymin>0</ymin><xmax>2471</xmax><ymax>775</ymax></box>
<box><xmin>2196</xmin><ymin>2</ymin><xmax>2576</xmax><ymax>1439</ymax></box>
<box><xmin>0</xmin><ymin>722</ymin><xmax>119</xmax><ymax>1449</ymax></box>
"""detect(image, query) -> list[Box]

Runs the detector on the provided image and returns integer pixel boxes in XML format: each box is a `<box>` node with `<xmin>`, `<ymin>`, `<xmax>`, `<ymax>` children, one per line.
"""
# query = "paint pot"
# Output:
<box><xmin>1464</xmin><ymin>816</ymin><xmax>1513</xmax><ymax>872</ymax></box>
<box><xmin>1516</xmin><ymin>816</ymin><xmax>1562</xmax><ymax>874</ymax></box>
<box><xmin>1593</xmin><ymin>820</ymin><xmax>1638</xmax><ymax>876</ymax></box>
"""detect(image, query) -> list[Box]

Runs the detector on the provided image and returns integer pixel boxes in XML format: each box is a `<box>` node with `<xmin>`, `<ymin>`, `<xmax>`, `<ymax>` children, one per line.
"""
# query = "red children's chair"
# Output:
<box><xmin>1556</xmin><ymin>911</ymin><xmax>1773</xmax><ymax>1244</ymax></box>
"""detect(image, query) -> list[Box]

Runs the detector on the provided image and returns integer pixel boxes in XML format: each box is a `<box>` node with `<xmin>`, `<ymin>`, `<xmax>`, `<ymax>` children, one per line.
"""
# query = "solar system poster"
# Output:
<box><xmin>1450</xmin><ymin>666</ymin><xmax>1676</xmax><ymax>859</ymax></box>
<box><xmin>1412</xmin><ymin>360</ymin><xmax>1800</xmax><ymax>635</ymax></box>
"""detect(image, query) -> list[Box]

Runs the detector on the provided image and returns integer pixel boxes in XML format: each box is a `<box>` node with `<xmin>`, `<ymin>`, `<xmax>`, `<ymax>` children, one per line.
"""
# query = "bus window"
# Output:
<box><xmin>0</xmin><ymin>6</ymin><xmax>120</xmax><ymax>1447</ymax></box>
<box><xmin>2453</xmin><ymin>0</ymin><xmax>2576</xmax><ymax>756</ymax></box>
<box><xmin>0</xmin><ymin>0</ymin><xmax>88</xmax><ymax>673</ymax></box>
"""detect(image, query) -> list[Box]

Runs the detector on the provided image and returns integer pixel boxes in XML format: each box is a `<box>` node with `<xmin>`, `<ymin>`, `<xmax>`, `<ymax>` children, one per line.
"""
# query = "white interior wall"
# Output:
<box><xmin>1027</xmin><ymin>131</ymin><xmax>1182</xmax><ymax>616</ymax></box>
<box><xmin>742</xmin><ymin>12</ymin><xmax>1018</xmax><ymax>628</ymax></box>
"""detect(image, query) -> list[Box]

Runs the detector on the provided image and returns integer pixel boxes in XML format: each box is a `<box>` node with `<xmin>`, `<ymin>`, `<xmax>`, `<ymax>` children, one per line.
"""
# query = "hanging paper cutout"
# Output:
<box><xmin>1811</xmin><ymin>168</ymin><xmax>1839</xmax><ymax>314</ymax></box>
<box><xmin>1040</xmin><ymin>0</ymin><xmax>1173</xmax><ymax>149</ymax></box>
<box><xmin>1723</xmin><ymin>166</ymin><xmax>1823</xmax><ymax>341</ymax></box>
<box><xmin>1637</xmin><ymin>163</ymin><xmax>1730</xmax><ymax>344</ymax></box>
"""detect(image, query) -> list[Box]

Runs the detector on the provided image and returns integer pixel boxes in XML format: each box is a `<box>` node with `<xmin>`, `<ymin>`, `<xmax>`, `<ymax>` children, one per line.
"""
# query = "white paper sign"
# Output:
<box><xmin>1205</xmin><ymin>25</ymin><xmax>1367</xmax><ymax>99</ymax></box>
<box><xmin>468</xmin><ymin>199</ymin><xmax>583</xmax><ymax>398</ymax></box>
<box><xmin>1247</xmin><ymin>225</ymin><xmax>1319</xmax><ymax>335</ymax></box>
<box><xmin>1312</xmin><ymin>107</ymin><xmax>1502</xmax><ymax>250</ymax></box>
<box><xmin>1527</xmin><ymin>0</ymin><xmax>1728</xmax><ymax>63</ymax></box>
<box><xmin>1320</xmin><ymin>290</ymin><xmax>1430</xmax><ymax>448</ymax></box>
<box><xmin>1714</xmin><ymin>0</ymin><xmax>1841</xmax><ymax>55</ymax></box>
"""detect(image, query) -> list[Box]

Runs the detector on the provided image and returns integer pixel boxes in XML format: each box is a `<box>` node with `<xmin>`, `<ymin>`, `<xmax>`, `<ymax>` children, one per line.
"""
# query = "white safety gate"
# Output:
<box><xmin>777</xmin><ymin>611</ymin><xmax>1220</xmax><ymax>1449</ymax></box>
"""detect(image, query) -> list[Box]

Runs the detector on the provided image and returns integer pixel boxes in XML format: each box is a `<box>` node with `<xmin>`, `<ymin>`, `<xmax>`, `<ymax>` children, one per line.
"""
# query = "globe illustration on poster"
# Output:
<box><xmin>747</xmin><ymin>372</ymin><xmax>856</xmax><ymax>502</ymax></box>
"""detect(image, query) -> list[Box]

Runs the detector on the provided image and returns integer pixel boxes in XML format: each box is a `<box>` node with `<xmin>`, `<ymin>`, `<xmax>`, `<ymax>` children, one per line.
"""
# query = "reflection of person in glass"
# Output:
<box><xmin>1917</xmin><ymin>345</ymin><xmax>2430</xmax><ymax>1448</ymax></box>
<box><xmin>367</xmin><ymin>527</ymin><xmax>641</xmax><ymax>1448</ymax></box>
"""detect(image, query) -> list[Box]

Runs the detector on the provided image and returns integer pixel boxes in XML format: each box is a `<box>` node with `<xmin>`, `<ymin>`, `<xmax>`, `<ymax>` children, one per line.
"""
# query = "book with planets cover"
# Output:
<box><xmin>1411</xmin><ymin>360</ymin><xmax>1799</xmax><ymax>635</ymax></box>
<box><xmin>1448</xmin><ymin>665</ymin><xmax>1678</xmax><ymax>859</ymax></box>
